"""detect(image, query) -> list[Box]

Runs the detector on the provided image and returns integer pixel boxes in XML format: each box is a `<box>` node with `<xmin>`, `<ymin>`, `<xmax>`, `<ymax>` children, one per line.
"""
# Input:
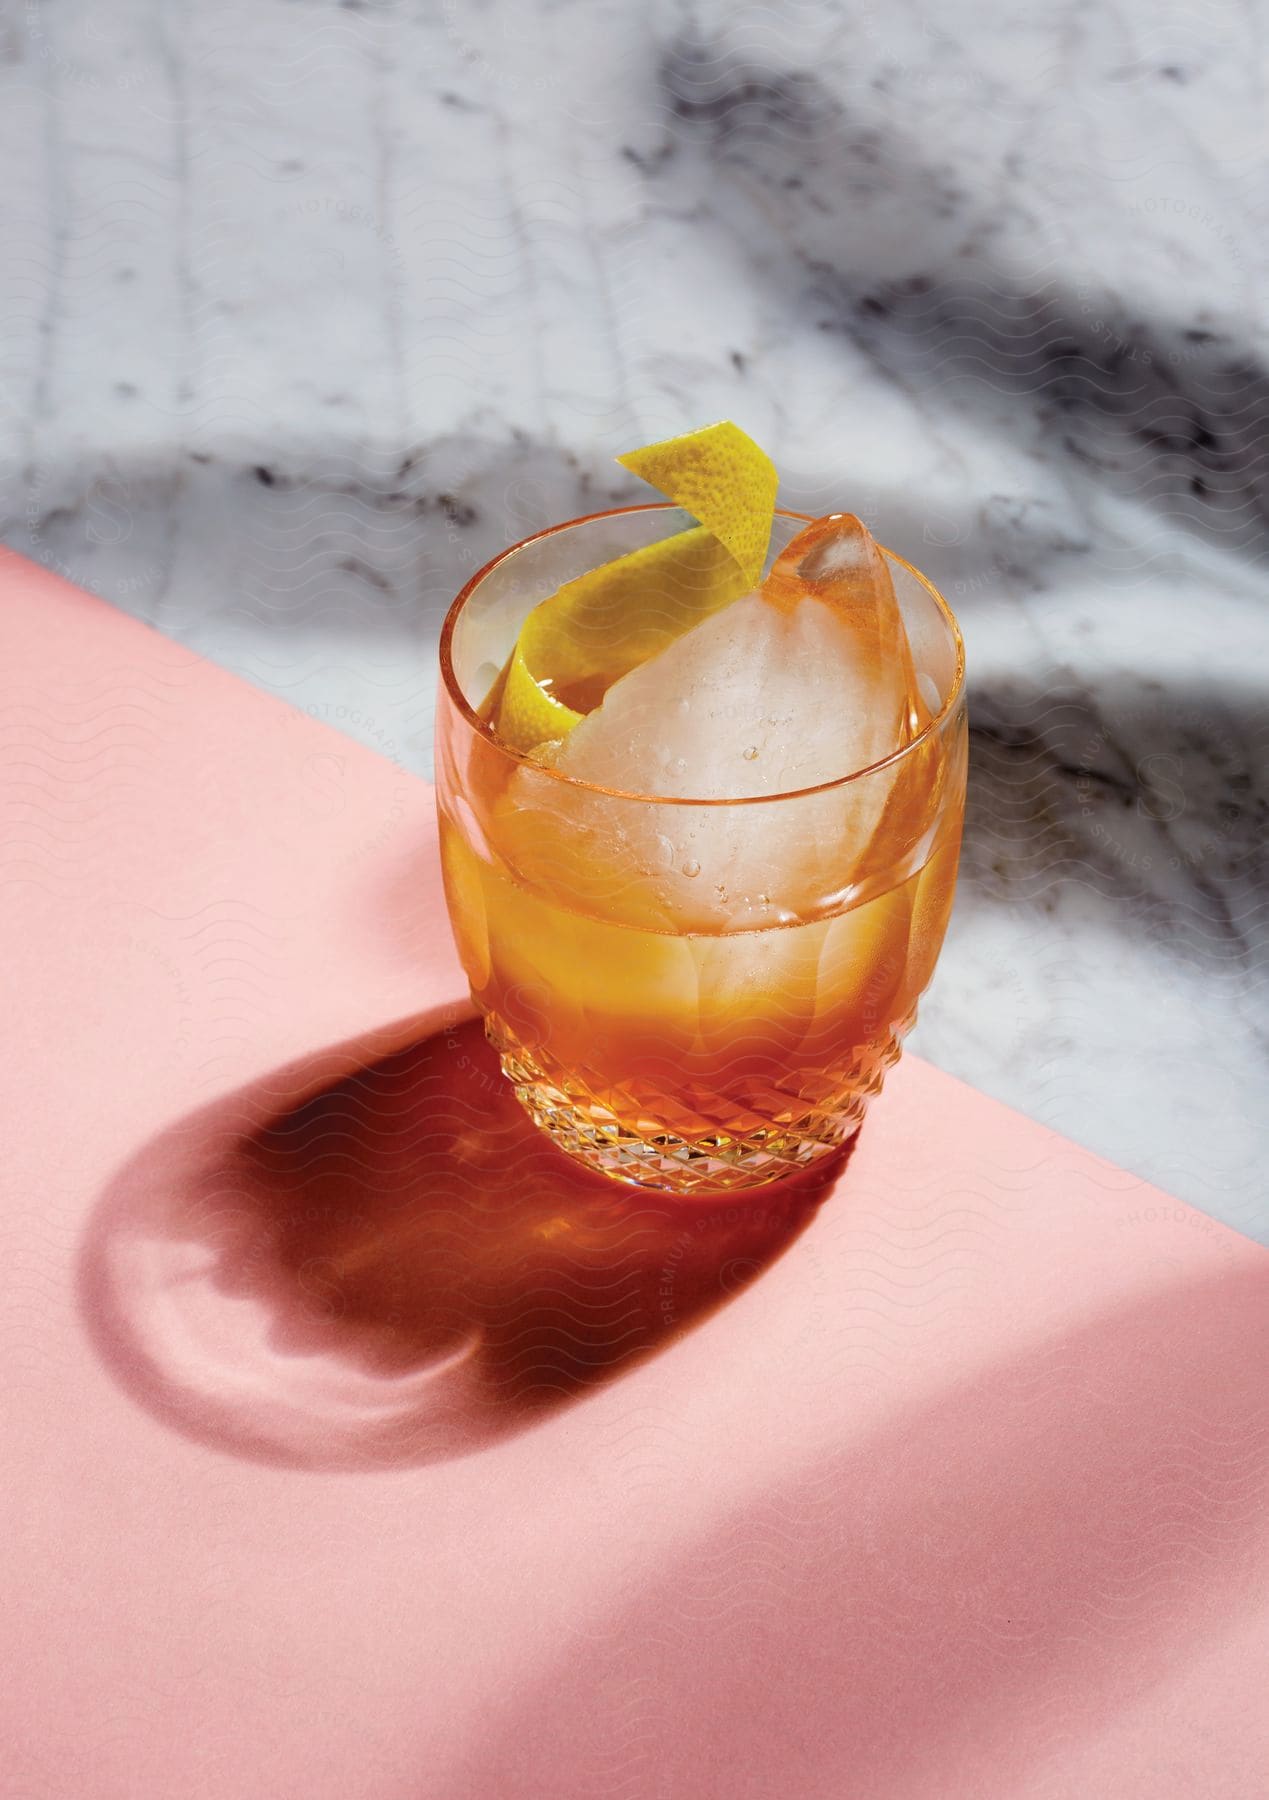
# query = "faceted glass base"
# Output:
<box><xmin>488</xmin><ymin>1018</ymin><xmax>907</xmax><ymax>1195</ymax></box>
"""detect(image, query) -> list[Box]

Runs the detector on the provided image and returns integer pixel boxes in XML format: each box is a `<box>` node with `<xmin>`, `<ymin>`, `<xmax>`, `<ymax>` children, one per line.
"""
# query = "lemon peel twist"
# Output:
<box><xmin>494</xmin><ymin>421</ymin><xmax>778</xmax><ymax>754</ymax></box>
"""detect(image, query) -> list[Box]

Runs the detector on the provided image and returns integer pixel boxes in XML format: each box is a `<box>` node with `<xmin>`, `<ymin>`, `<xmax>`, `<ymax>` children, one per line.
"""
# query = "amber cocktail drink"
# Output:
<box><xmin>436</xmin><ymin>458</ymin><xmax>965</xmax><ymax>1193</ymax></box>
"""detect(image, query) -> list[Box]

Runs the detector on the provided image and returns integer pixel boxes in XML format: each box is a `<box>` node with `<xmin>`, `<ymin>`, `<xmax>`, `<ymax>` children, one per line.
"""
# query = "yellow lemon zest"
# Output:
<box><xmin>494</xmin><ymin>421</ymin><xmax>777</xmax><ymax>754</ymax></box>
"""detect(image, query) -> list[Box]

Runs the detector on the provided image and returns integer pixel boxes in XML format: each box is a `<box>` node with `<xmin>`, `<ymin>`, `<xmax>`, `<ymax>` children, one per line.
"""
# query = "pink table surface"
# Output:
<box><xmin>2</xmin><ymin>547</ymin><xmax>1267</xmax><ymax>1800</ymax></box>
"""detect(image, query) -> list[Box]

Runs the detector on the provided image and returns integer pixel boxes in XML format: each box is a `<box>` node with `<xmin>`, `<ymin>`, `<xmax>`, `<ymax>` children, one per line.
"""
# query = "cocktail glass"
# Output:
<box><xmin>436</xmin><ymin>503</ymin><xmax>966</xmax><ymax>1194</ymax></box>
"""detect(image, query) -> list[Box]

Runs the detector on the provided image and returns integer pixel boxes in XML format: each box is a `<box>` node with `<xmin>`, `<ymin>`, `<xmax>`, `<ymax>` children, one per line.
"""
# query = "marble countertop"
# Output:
<box><xmin>2</xmin><ymin>0</ymin><xmax>1265</xmax><ymax>1236</ymax></box>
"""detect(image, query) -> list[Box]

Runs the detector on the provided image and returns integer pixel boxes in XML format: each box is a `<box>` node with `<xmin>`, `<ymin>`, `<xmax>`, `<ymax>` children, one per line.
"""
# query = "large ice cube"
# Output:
<box><xmin>492</xmin><ymin>515</ymin><xmax>930</xmax><ymax>932</ymax></box>
<box><xmin>557</xmin><ymin>512</ymin><xmax>917</xmax><ymax>800</ymax></box>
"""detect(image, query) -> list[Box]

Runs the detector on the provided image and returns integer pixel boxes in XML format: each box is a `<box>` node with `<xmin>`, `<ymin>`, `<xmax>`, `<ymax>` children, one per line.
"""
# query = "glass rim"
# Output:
<box><xmin>438</xmin><ymin>502</ymin><xmax>966</xmax><ymax>808</ymax></box>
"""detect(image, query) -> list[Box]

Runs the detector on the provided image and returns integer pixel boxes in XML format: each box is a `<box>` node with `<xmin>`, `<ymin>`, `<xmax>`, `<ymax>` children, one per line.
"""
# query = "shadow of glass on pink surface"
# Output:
<box><xmin>78</xmin><ymin>1012</ymin><xmax>836</xmax><ymax>1471</ymax></box>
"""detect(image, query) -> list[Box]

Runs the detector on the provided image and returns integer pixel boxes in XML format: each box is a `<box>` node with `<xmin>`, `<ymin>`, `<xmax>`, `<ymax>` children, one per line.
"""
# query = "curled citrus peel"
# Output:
<box><xmin>493</xmin><ymin>420</ymin><xmax>778</xmax><ymax>755</ymax></box>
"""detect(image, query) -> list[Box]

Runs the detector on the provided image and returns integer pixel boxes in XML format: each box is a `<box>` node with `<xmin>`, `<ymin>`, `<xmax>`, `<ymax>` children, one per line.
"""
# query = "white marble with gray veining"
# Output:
<box><xmin>2</xmin><ymin>0</ymin><xmax>1266</xmax><ymax>1235</ymax></box>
